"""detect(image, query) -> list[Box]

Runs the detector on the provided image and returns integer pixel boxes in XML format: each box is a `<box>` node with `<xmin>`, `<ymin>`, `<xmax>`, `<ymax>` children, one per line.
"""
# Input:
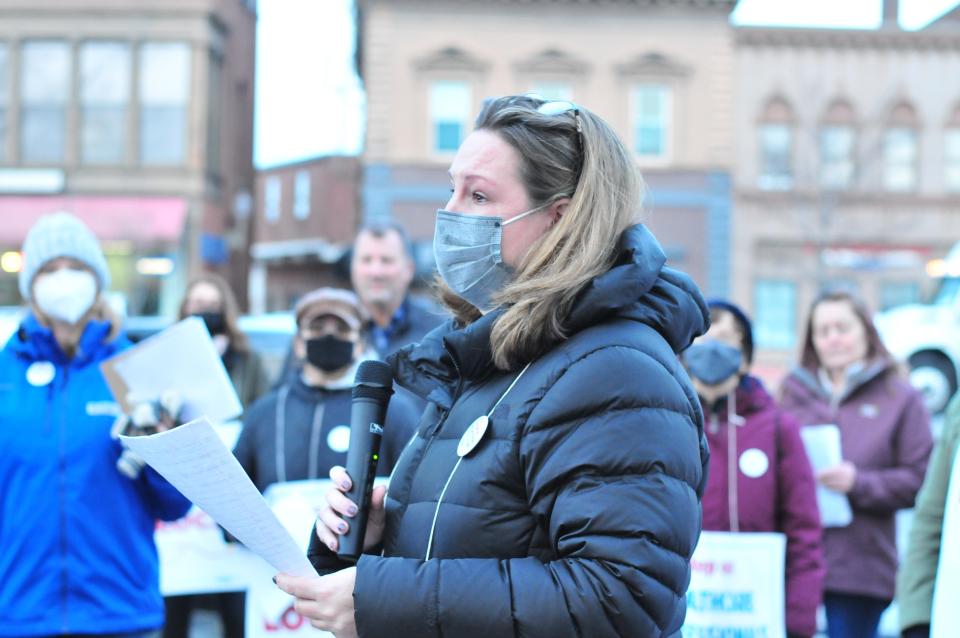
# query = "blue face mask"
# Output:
<box><xmin>683</xmin><ymin>340</ymin><xmax>743</xmax><ymax>386</ymax></box>
<box><xmin>433</xmin><ymin>204</ymin><xmax>546</xmax><ymax>311</ymax></box>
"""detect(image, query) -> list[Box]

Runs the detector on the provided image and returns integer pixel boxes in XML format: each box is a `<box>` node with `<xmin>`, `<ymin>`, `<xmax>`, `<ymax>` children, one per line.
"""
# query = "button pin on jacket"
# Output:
<box><xmin>457</xmin><ymin>415</ymin><xmax>490</xmax><ymax>457</ymax></box>
<box><xmin>26</xmin><ymin>361</ymin><xmax>55</xmax><ymax>387</ymax></box>
<box><xmin>327</xmin><ymin>425</ymin><xmax>351</xmax><ymax>453</ymax></box>
<box><xmin>738</xmin><ymin>448</ymin><xmax>769</xmax><ymax>478</ymax></box>
<box><xmin>860</xmin><ymin>403</ymin><xmax>879</xmax><ymax>419</ymax></box>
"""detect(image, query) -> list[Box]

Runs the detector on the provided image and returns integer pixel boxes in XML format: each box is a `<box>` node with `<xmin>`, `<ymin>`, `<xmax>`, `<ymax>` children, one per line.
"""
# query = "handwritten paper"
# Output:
<box><xmin>122</xmin><ymin>418</ymin><xmax>316</xmax><ymax>577</ymax></box>
<box><xmin>800</xmin><ymin>424</ymin><xmax>853</xmax><ymax>527</ymax></box>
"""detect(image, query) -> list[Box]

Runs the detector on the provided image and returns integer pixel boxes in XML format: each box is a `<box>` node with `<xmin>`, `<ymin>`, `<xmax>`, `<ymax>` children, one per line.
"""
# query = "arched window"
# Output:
<box><xmin>819</xmin><ymin>99</ymin><xmax>857</xmax><ymax>190</ymax></box>
<box><xmin>883</xmin><ymin>100</ymin><xmax>919</xmax><ymax>192</ymax></box>
<box><xmin>414</xmin><ymin>47</ymin><xmax>487</xmax><ymax>156</ymax></box>
<box><xmin>757</xmin><ymin>95</ymin><xmax>794</xmax><ymax>190</ymax></box>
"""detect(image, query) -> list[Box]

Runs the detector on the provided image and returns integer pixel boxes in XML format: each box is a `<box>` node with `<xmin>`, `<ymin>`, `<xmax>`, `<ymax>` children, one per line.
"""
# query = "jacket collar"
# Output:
<box><xmin>10</xmin><ymin>313</ymin><xmax>117</xmax><ymax>367</ymax></box>
<box><xmin>788</xmin><ymin>358</ymin><xmax>893</xmax><ymax>405</ymax></box>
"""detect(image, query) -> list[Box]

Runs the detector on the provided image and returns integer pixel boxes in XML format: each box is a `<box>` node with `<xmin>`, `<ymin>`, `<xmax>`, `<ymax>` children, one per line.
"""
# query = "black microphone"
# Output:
<box><xmin>334</xmin><ymin>360</ymin><xmax>394</xmax><ymax>562</ymax></box>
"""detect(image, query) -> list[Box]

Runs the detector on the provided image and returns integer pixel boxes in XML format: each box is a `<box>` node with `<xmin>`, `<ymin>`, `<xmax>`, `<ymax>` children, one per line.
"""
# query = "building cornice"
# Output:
<box><xmin>616</xmin><ymin>51</ymin><xmax>692</xmax><ymax>78</ymax></box>
<box><xmin>413</xmin><ymin>46</ymin><xmax>490</xmax><ymax>73</ymax></box>
<box><xmin>736</xmin><ymin>26</ymin><xmax>960</xmax><ymax>51</ymax></box>
<box><xmin>362</xmin><ymin>0</ymin><xmax>735</xmax><ymax>11</ymax></box>
<box><xmin>513</xmin><ymin>48</ymin><xmax>590</xmax><ymax>75</ymax></box>
<box><xmin>736</xmin><ymin>187</ymin><xmax>960</xmax><ymax>208</ymax></box>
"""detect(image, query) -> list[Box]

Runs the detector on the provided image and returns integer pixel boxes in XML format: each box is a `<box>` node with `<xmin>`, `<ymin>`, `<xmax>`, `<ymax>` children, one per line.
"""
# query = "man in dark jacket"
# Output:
<box><xmin>274</xmin><ymin>223</ymin><xmax>443</xmax><ymax>386</ymax></box>
<box><xmin>235</xmin><ymin>288</ymin><xmax>419</xmax><ymax>492</ymax></box>
<box><xmin>350</xmin><ymin>222</ymin><xmax>444</xmax><ymax>358</ymax></box>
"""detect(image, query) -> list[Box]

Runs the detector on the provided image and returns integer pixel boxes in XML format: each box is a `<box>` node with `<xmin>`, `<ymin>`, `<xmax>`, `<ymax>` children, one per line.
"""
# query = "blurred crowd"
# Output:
<box><xmin>1</xmin><ymin>101</ymin><xmax>955</xmax><ymax>638</ymax></box>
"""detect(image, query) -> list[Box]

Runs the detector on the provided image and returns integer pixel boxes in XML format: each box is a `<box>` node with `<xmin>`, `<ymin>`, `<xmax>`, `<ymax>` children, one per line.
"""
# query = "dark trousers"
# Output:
<box><xmin>163</xmin><ymin>592</ymin><xmax>245</xmax><ymax>638</ymax></box>
<box><xmin>824</xmin><ymin>591</ymin><xmax>891</xmax><ymax>638</ymax></box>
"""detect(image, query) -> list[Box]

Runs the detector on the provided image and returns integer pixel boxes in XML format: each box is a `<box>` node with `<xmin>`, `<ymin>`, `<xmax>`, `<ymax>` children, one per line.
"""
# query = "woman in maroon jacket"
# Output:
<box><xmin>779</xmin><ymin>290</ymin><xmax>933</xmax><ymax>638</ymax></box>
<box><xmin>686</xmin><ymin>300</ymin><xmax>825</xmax><ymax>638</ymax></box>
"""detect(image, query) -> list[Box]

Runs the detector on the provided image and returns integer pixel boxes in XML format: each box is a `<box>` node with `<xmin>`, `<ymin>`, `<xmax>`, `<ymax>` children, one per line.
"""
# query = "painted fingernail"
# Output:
<box><xmin>272</xmin><ymin>576</ymin><xmax>278</xmax><ymax>585</ymax></box>
<box><xmin>347</xmin><ymin>505</ymin><xmax>358</xmax><ymax>517</ymax></box>
<box><xmin>340</xmin><ymin>480</ymin><xmax>351</xmax><ymax>490</ymax></box>
<box><xmin>338</xmin><ymin>522</ymin><xmax>347</xmax><ymax>533</ymax></box>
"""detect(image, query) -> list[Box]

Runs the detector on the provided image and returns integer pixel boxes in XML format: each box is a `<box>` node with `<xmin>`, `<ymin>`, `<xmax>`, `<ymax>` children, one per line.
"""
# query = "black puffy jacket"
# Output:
<box><xmin>313</xmin><ymin>224</ymin><xmax>710</xmax><ymax>637</ymax></box>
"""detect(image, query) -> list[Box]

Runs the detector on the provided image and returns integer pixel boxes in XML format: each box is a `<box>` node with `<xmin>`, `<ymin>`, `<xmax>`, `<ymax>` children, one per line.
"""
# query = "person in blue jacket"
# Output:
<box><xmin>0</xmin><ymin>212</ymin><xmax>191</xmax><ymax>638</ymax></box>
<box><xmin>277</xmin><ymin>95</ymin><xmax>710</xmax><ymax>637</ymax></box>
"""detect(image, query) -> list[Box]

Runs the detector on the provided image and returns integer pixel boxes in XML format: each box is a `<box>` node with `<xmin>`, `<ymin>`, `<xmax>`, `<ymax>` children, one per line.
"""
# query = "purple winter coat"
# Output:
<box><xmin>701</xmin><ymin>376</ymin><xmax>825</xmax><ymax>638</ymax></box>
<box><xmin>779</xmin><ymin>359</ymin><xmax>933</xmax><ymax>601</ymax></box>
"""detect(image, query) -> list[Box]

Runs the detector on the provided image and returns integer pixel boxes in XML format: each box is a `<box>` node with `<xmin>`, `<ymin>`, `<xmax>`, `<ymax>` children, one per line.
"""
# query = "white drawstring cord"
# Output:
<box><xmin>727</xmin><ymin>391</ymin><xmax>744</xmax><ymax>532</ymax></box>
<box><xmin>423</xmin><ymin>362</ymin><xmax>531</xmax><ymax>561</ymax></box>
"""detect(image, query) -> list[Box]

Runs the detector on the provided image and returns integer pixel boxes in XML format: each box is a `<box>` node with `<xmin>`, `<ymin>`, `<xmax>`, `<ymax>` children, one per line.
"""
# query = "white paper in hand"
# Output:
<box><xmin>120</xmin><ymin>418</ymin><xmax>316</xmax><ymax>578</ymax></box>
<box><xmin>800</xmin><ymin>424</ymin><xmax>853</xmax><ymax>527</ymax></box>
<box><xmin>102</xmin><ymin>316</ymin><xmax>242</xmax><ymax>424</ymax></box>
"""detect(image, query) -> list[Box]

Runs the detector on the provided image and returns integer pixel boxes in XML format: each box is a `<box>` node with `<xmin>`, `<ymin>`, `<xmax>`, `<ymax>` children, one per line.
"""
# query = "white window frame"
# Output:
<box><xmin>293</xmin><ymin>170</ymin><xmax>310</xmax><ymax>220</ymax></box>
<box><xmin>429</xmin><ymin>80</ymin><xmax>471</xmax><ymax>155</ymax></box>
<box><xmin>945</xmin><ymin>128</ymin><xmax>960</xmax><ymax>193</ymax></box>
<box><xmin>264</xmin><ymin>176</ymin><xmax>281</xmax><ymax>223</ymax></box>
<box><xmin>819</xmin><ymin>125</ymin><xmax>856</xmax><ymax>190</ymax></box>
<box><xmin>757</xmin><ymin>123</ymin><xmax>793</xmax><ymax>191</ymax></box>
<box><xmin>630</xmin><ymin>84</ymin><xmax>672</xmax><ymax>163</ymax></box>
<box><xmin>883</xmin><ymin>127</ymin><xmax>918</xmax><ymax>192</ymax></box>
<box><xmin>80</xmin><ymin>41</ymin><xmax>131</xmax><ymax>165</ymax></box>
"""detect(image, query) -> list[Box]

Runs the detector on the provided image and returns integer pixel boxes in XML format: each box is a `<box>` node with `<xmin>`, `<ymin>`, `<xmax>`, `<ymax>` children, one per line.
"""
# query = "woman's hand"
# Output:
<box><xmin>276</xmin><ymin>568</ymin><xmax>358</xmax><ymax>637</ymax></box>
<box><xmin>817</xmin><ymin>461</ymin><xmax>857</xmax><ymax>493</ymax></box>
<box><xmin>313</xmin><ymin>466</ymin><xmax>387</xmax><ymax>554</ymax></box>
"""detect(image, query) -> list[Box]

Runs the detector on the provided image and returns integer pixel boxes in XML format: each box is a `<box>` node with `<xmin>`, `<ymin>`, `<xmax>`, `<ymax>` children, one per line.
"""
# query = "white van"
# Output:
<box><xmin>875</xmin><ymin>243</ymin><xmax>960</xmax><ymax>415</ymax></box>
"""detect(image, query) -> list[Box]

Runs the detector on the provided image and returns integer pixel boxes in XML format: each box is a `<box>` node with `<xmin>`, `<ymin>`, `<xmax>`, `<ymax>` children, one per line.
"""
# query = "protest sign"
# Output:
<box><xmin>683</xmin><ymin>531</ymin><xmax>786</xmax><ymax>638</ymax></box>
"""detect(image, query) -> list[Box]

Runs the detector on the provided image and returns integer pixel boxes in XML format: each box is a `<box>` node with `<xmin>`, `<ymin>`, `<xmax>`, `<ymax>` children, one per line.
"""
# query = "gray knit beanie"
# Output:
<box><xmin>19</xmin><ymin>212</ymin><xmax>111</xmax><ymax>301</ymax></box>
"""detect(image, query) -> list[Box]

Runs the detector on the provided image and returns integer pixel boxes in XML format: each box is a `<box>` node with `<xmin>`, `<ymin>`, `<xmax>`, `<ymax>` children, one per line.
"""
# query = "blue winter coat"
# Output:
<box><xmin>0</xmin><ymin>315</ymin><xmax>191</xmax><ymax>637</ymax></box>
<box><xmin>310</xmin><ymin>224</ymin><xmax>711</xmax><ymax>637</ymax></box>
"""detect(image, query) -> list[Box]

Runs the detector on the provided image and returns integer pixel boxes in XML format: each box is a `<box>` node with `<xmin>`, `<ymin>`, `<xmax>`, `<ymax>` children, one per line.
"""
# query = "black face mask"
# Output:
<box><xmin>196</xmin><ymin>312</ymin><xmax>226</xmax><ymax>336</ymax></box>
<box><xmin>305</xmin><ymin>335</ymin><xmax>355</xmax><ymax>372</ymax></box>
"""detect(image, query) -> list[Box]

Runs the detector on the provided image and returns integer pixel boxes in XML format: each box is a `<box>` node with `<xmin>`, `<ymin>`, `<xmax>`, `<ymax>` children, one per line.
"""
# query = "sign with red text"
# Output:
<box><xmin>931</xmin><ymin>446</ymin><xmax>960</xmax><ymax>638</ymax></box>
<box><xmin>246</xmin><ymin>480</ymin><xmax>333</xmax><ymax>637</ymax></box>
<box><xmin>682</xmin><ymin>531</ymin><xmax>786</xmax><ymax>638</ymax></box>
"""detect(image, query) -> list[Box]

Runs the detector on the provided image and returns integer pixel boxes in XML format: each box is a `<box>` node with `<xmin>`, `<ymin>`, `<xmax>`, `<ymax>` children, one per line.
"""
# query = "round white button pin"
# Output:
<box><xmin>457</xmin><ymin>415</ymin><xmax>490</xmax><ymax>457</ymax></box>
<box><xmin>738</xmin><ymin>448</ymin><xmax>769</xmax><ymax>479</ymax></box>
<box><xmin>327</xmin><ymin>425</ymin><xmax>351</xmax><ymax>453</ymax></box>
<box><xmin>27</xmin><ymin>361</ymin><xmax>56</xmax><ymax>387</ymax></box>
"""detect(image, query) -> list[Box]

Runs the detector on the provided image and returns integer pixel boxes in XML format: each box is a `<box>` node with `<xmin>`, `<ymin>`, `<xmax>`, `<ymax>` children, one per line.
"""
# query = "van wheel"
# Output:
<box><xmin>909</xmin><ymin>352</ymin><xmax>957</xmax><ymax>415</ymax></box>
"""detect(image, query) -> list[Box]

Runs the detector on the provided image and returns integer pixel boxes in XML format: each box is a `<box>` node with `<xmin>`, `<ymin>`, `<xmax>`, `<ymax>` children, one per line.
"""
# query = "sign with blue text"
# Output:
<box><xmin>682</xmin><ymin>531</ymin><xmax>786</xmax><ymax>638</ymax></box>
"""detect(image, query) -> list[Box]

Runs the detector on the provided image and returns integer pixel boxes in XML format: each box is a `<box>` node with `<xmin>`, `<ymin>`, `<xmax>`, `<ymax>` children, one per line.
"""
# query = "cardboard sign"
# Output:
<box><xmin>683</xmin><ymin>531</ymin><xmax>786</xmax><ymax>638</ymax></box>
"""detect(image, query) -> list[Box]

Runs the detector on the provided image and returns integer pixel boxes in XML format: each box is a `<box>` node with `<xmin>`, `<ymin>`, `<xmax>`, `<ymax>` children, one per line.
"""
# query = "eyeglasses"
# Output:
<box><xmin>531</xmin><ymin>96</ymin><xmax>584</xmax><ymax>153</ymax></box>
<box><xmin>536</xmin><ymin>99</ymin><xmax>582</xmax><ymax>131</ymax></box>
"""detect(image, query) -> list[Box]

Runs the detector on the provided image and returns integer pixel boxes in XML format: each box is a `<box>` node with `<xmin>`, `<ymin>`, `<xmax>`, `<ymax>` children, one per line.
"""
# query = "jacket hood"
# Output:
<box><xmin>390</xmin><ymin>224</ymin><xmax>709</xmax><ymax>407</ymax></box>
<box><xmin>785</xmin><ymin>357</ymin><xmax>895</xmax><ymax>405</ymax></box>
<box><xmin>7</xmin><ymin>313</ymin><xmax>123</xmax><ymax>366</ymax></box>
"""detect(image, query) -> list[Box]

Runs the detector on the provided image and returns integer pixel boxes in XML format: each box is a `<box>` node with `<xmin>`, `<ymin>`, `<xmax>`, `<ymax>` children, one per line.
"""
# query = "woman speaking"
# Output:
<box><xmin>278</xmin><ymin>95</ymin><xmax>711</xmax><ymax>638</ymax></box>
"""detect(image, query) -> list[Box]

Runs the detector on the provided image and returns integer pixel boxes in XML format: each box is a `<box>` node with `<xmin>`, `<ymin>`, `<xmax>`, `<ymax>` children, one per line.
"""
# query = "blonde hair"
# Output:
<box><xmin>439</xmin><ymin>95</ymin><xmax>645</xmax><ymax>369</ymax></box>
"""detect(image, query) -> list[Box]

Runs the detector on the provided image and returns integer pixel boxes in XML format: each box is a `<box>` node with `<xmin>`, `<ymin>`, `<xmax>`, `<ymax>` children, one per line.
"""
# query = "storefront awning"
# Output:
<box><xmin>0</xmin><ymin>196</ymin><xmax>188</xmax><ymax>245</ymax></box>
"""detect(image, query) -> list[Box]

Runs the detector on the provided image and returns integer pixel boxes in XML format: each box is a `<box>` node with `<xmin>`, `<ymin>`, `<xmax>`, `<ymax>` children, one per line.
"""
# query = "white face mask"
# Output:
<box><xmin>33</xmin><ymin>268</ymin><xmax>98</xmax><ymax>325</ymax></box>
